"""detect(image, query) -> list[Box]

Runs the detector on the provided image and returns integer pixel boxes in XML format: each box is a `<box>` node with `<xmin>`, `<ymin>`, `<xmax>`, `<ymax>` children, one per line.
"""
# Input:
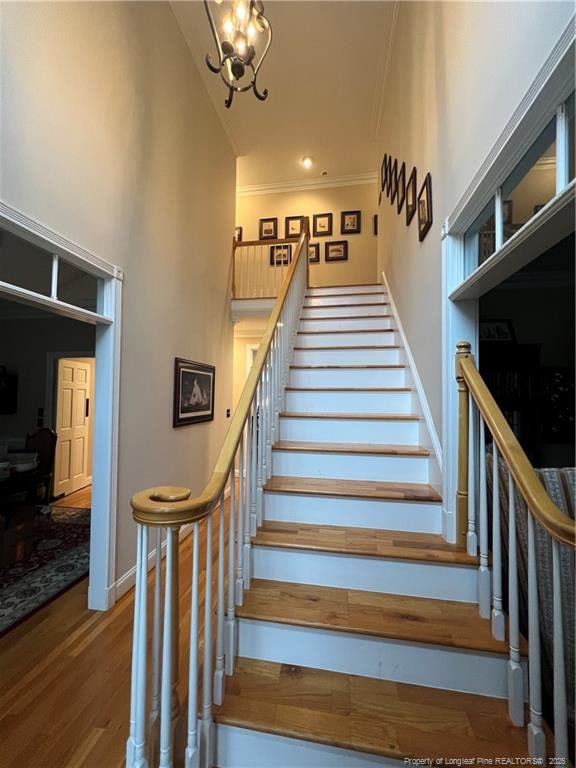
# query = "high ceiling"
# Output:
<box><xmin>172</xmin><ymin>1</ymin><xmax>396</xmax><ymax>188</ymax></box>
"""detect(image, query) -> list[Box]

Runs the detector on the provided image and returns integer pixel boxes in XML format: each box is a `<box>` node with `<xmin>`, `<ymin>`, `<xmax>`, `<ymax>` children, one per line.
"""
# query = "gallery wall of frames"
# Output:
<box><xmin>378</xmin><ymin>153</ymin><xmax>433</xmax><ymax>243</ymax></box>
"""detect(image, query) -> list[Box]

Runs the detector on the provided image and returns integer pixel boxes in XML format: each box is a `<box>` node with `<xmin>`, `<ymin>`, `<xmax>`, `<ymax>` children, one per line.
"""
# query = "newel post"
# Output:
<box><xmin>455</xmin><ymin>341</ymin><xmax>472</xmax><ymax>544</ymax></box>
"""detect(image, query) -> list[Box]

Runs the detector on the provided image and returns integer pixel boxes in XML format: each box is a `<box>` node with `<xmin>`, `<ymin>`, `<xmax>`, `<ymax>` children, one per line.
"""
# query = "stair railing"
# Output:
<box><xmin>455</xmin><ymin>341</ymin><xmax>575</xmax><ymax>759</ymax></box>
<box><xmin>126</xmin><ymin>223</ymin><xmax>309</xmax><ymax>768</ymax></box>
<box><xmin>232</xmin><ymin>236</ymin><xmax>306</xmax><ymax>299</ymax></box>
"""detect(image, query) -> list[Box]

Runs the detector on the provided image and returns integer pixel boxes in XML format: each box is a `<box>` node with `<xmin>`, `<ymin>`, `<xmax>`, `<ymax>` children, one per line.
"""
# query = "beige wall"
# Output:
<box><xmin>376</xmin><ymin>1</ymin><xmax>573</xmax><ymax>435</ymax></box>
<box><xmin>0</xmin><ymin>2</ymin><xmax>236</xmax><ymax>582</ymax></box>
<box><xmin>236</xmin><ymin>184</ymin><xmax>378</xmax><ymax>287</ymax></box>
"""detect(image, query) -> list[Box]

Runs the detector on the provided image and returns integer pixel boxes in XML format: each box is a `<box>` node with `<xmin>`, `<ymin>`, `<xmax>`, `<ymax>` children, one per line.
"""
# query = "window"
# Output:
<box><xmin>57</xmin><ymin>259</ymin><xmax>101</xmax><ymax>312</ymax></box>
<box><xmin>500</xmin><ymin>118</ymin><xmax>556</xmax><ymax>243</ymax></box>
<box><xmin>0</xmin><ymin>229</ymin><xmax>53</xmax><ymax>296</ymax></box>
<box><xmin>464</xmin><ymin>199</ymin><xmax>495</xmax><ymax>268</ymax></box>
<box><xmin>567</xmin><ymin>91</ymin><xmax>575</xmax><ymax>182</ymax></box>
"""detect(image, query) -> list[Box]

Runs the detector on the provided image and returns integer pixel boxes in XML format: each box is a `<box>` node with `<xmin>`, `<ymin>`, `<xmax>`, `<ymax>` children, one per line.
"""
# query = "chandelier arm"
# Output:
<box><xmin>203</xmin><ymin>0</ymin><xmax>224</xmax><ymax>66</ymax></box>
<box><xmin>225</xmin><ymin>86</ymin><xmax>235</xmax><ymax>109</ymax></box>
<box><xmin>252</xmin><ymin>79</ymin><xmax>269</xmax><ymax>102</ymax></box>
<box><xmin>252</xmin><ymin>16</ymin><xmax>272</xmax><ymax>78</ymax></box>
<box><xmin>206</xmin><ymin>53</ymin><xmax>221</xmax><ymax>75</ymax></box>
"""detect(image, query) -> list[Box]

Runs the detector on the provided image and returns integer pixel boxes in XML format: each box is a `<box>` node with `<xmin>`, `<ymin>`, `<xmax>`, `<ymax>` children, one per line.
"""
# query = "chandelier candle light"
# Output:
<box><xmin>204</xmin><ymin>0</ymin><xmax>272</xmax><ymax>109</ymax></box>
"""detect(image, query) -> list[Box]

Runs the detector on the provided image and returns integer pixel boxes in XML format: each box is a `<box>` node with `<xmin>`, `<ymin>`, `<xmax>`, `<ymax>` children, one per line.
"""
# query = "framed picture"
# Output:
<box><xmin>503</xmin><ymin>200</ymin><xmax>513</xmax><ymax>226</ymax></box>
<box><xmin>373</xmin><ymin>214</ymin><xmax>378</xmax><ymax>236</ymax></box>
<box><xmin>259</xmin><ymin>217</ymin><xmax>278</xmax><ymax>240</ymax></box>
<box><xmin>285</xmin><ymin>215</ymin><xmax>306</xmax><ymax>239</ymax></box>
<box><xmin>390</xmin><ymin>159</ymin><xmax>398</xmax><ymax>204</ymax></box>
<box><xmin>405</xmin><ymin>166</ymin><xmax>417</xmax><ymax>226</ymax></box>
<box><xmin>417</xmin><ymin>172</ymin><xmax>433</xmax><ymax>242</ymax></box>
<box><xmin>396</xmin><ymin>162</ymin><xmax>406</xmax><ymax>214</ymax></box>
<box><xmin>386</xmin><ymin>155</ymin><xmax>393</xmax><ymax>196</ymax></box>
<box><xmin>313</xmin><ymin>212</ymin><xmax>333</xmax><ymax>237</ymax></box>
<box><xmin>479</xmin><ymin>319</ymin><xmax>516</xmax><ymax>343</ymax></box>
<box><xmin>173</xmin><ymin>358</ymin><xmax>215</xmax><ymax>428</ymax></box>
<box><xmin>269</xmin><ymin>243</ymin><xmax>292</xmax><ymax>266</ymax></box>
<box><xmin>341</xmin><ymin>210</ymin><xmax>361</xmax><ymax>235</ymax></box>
<box><xmin>380</xmin><ymin>154</ymin><xmax>387</xmax><ymax>193</ymax></box>
<box><xmin>325</xmin><ymin>240</ymin><xmax>348</xmax><ymax>262</ymax></box>
<box><xmin>234</xmin><ymin>226</ymin><xmax>243</xmax><ymax>241</ymax></box>
<box><xmin>308</xmin><ymin>242</ymin><xmax>320</xmax><ymax>263</ymax></box>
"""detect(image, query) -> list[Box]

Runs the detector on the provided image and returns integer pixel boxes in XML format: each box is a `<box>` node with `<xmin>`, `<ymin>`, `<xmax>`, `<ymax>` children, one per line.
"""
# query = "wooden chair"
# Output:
<box><xmin>25</xmin><ymin>428</ymin><xmax>57</xmax><ymax>505</ymax></box>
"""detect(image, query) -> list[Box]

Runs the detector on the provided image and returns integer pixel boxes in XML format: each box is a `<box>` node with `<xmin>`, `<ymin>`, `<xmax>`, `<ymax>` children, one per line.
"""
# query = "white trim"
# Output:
<box><xmin>446</xmin><ymin>15</ymin><xmax>575</xmax><ymax>235</ymax></box>
<box><xmin>380</xmin><ymin>271</ymin><xmax>443</xmax><ymax>473</ymax></box>
<box><xmin>0</xmin><ymin>280</ymin><xmax>113</xmax><ymax>325</ymax></box>
<box><xmin>0</xmin><ymin>200</ymin><xmax>119</xmax><ymax>279</ymax></box>
<box><xmin>237</xmin><ymin>173</ymin><xmax>378</xmax><ymax>197</ymax></box>
<box><xmin>231</xmin><ymin>298</ymin><xmax>275</xmax><ymax>323</ymax></box>
<box><xmin>371</xmin><ymin>1</ymin><xmax>399</xmax><ymax>141</ymax></box>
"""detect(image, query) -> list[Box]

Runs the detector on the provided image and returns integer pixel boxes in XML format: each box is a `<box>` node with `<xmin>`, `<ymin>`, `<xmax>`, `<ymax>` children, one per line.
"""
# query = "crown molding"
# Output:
<box><xmin>237</xmin><ymin>173</ymin><xmax>378</xmax><ymax>198</ymax></box>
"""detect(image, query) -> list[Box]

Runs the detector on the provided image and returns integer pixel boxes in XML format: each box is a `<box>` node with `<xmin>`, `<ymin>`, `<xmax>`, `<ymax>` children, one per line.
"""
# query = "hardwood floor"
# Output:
<box><xmin>51</xmin><ymin>486</ymin><xmax>92</xmax><ymax>510</ymax></box>
<box><xmin>237</xmin><ymin>579</ymin><xmax>524</xmax><ymax>655</ymax></box>
<box><xmin>214</xmin><ymin>657</ymin><xmax>537</xmax><ymax>759</ymax></box>
<box><xmin>253</xmin><ymin>521</ymin><xmax>475</xmax><ymax>564</ymax></box>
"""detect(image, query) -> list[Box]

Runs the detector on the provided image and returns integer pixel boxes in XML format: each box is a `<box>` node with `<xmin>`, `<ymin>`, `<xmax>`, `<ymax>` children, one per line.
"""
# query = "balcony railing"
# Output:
<box><xmin>232</xmin><ymin>237</ymin><xmax>306</xmax><ymax>299</ymax></box>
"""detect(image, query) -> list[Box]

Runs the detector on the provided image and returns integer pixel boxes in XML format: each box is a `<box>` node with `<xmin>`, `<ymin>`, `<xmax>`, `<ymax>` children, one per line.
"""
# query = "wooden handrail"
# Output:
<box><xmin>132</xmin><ymin>223</ymin><xmax>309</xmax><ymax>527</ymax></box>
<box><xmin>233</xmin><ymin>237</ymin><xmax>299</xmax><ymax>248</ymax></box>
<box><xmin>456</xmin><ymin>342</ymin><xmax>575</xmax><ymax>549</ymax></box>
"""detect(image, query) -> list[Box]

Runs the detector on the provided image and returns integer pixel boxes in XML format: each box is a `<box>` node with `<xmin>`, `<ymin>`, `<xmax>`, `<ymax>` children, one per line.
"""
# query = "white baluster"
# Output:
<box><xmin>243</xmin><ymin>408</ymin><xmax>252</xmax><ymax>588</ymax></box>
<box><xmin>213</xmin><ymin>494</ymin><xmax>226</xmax><ymax>705</ymax></box>
<box><xmin>226</xmin><ymin>467</ymin><xmax>237</xmax><ymax>674</ymax></box>
<box><xmin>527</xmin><ymin>513</ymin><xmax>546</xmax><ymax>758</ymax></box>
<box><xmin>159</xmin><ymin>528</ymin><xmax>175</xmax><ymax>768</ymax></box>
<box><xmin>478</xmin><ymin>419</ymin><xmax>491</xmax><ymax>618</ymax></box>
<box><xmin>491</xmin><ymin>442</ymin><xmax>505</xmax><ymax>640</ymax></box>
<box><xmin>200</xmin><ymin>514</ymin><xmax>214</xmax><ymax>768</ymax></box>
<box><xmin>184</xmin><ymin>522</ymin><xmax>200</xmax><ymax>768</ymax></box>
<box><xmin>256</xmin><ymin>379</ymin><xmax>264</xmax><ymax>529</ymax></box>
<box><xmin>265</xmin><ymin>353</ymin><xmax>273</xmax><ymax>487</ymax></box>
<box><xmin>250</xmin><ymin>397</ymin><xmax>258</xmax><ymax>538</ymax></box>
<box><xmin>149</xmin><ymin>528</ymin><xmax>164</xmax><ymax>763</ymax></box>
<box><xmin>236</xmin><ymin>435</ymin><xmax>245</xmax><ymax>605</ymax></box>
<box><xmin>467</xmin><ymin>395</ymin><xmax>478</xmax><ymax>556</ymax></box>
<box><xmin>126</xmin><ymin>524</ymin><xmax>149</xmax><ymax>768</ymax></box>
<box><xmin>507</xmin><ymin>473</ymin><xmax>524</xmax><ymax>726</ymax></box>
<box><xmin>552</xmin><ymin>538</ymin><xmax>568</xmax><ymax>759</ymax></box>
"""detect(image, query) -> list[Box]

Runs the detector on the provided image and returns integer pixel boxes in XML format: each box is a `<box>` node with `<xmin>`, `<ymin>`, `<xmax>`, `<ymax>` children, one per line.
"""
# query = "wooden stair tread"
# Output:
<box><xmin>264</xmin><ymin>475</ymin><xmax>442</xmax><ymax>502</ymax></box>
<box><xmin>302</xmin><ymin>302</ymin><xmax>390</xmax><ymax>309</ymax></box>
<box><xmin>280</xmin><ymin>411</ymin><xmax>421</xmax><ymax>421</ymax></box>
<box><xmin>213</xmin><ymin>658</ymin><xmax>536</xmax><ymax>759</ymax></box>
<box><xmin>285</xmin><ymin>386</ymin><xmax>413</xmax><ymax>392</ymax></box>
<box><xmin>237</xmin><ymin>580</ymin><xmax>524</xmax><ymax>655</ymax></box>
<box><xmin>305</xmin><ymin>291</ymin><xmax>386</xmax><ymax>299</ymax></box>
<box><xmin>254</xmin><ymin>522</ymin><xmax>475</xmax><ymax>565</ymax></box>
<box><xmin>294</xmin><ymin>344</ymin><xmax>401</xmax><ymax>350</ymax></box>
<box><xmin>297</xmin><ymin>329</ymin><xmax>395</xmax><ymax>335</ymax></box>
<box><xmin>290</xmin><ymin>364</ymin><xmax>406</xmax><ymax>369</ymax></box>
<box><xmin>300</xmin><ymin>314</ymin><xmax>393</xmax><ymax>321</ymax></box>
<box><xmin>272</xmin><ymin>441</ymin><xmax>429</xmax><ymax>457</ymax></box>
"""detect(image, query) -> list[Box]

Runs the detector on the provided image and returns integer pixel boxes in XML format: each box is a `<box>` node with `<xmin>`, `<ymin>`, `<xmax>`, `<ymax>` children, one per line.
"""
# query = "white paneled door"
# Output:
<box><xmin>54</xmin><ymin>358</ymin><xmax>94</xmax><ymax>497</ymax></box>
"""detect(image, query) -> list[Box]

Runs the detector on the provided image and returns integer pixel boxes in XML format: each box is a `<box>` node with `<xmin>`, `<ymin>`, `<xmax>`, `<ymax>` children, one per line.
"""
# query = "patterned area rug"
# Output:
<box><xmin>0</xmin><ymin>506</ymin><xmax>90</xmax><ymax>635</ymax></box>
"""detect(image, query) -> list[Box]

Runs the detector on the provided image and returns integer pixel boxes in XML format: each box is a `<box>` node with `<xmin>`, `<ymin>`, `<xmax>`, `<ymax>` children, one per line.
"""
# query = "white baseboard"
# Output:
<box><xmin>381</xmin><ymin>270</ymin><xmax>443</xmax><ymax>479</ymax></box>
<box><xmin>113</xmin><ymin>484</ymin><xmax>231</xmax><ymax>602</ymax></box>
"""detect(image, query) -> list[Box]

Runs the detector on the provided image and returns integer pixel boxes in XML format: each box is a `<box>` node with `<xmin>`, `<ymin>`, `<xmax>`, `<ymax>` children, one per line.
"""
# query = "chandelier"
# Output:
<box><xmin>204</xmin><ymin>0</ymin><xmax>272</xmax><ymax>109</ymax></box>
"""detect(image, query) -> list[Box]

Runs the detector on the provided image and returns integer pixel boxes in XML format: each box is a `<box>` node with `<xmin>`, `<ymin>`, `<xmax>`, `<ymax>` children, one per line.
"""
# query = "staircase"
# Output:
<box><xmin>211</xmin><ymin>283</ymin><xmax>532</xmax><ymax>764</ymax></box>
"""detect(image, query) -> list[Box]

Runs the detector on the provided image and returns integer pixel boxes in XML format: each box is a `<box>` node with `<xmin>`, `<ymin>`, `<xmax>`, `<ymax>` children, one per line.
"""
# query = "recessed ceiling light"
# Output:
<box><xmin>301</xmin><ymin>156</ymin><xmax>313</xmax><ymax>169</ymax></box>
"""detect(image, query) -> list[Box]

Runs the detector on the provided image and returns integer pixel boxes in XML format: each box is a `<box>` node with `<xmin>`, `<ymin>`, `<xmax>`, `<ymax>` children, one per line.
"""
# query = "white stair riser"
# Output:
<box><xmin>297</xmin><ymin>331</ymin><xmax>398</xmax><ymax>347</ymax></box>
<box><xmin>304</xmin><ymin>295</ymin><xmax>388</xmax><ymax>307</ymax></box>
<box><xmin>215</xmin><ymin>725</ymin><xmax>397</xmax><ymax>768</ymax></box>
<box><xmin>299</xmin><ymin>316</ymin><xmax>394</xmax><ymax>332</ymax></box>
<box><xmin>272</xmin><ymin>450</ymin><xmax>429</xmax><ymax>483</ymax></box>
<box><xmin>238</xmin><ymin>619</ymin><xmax>527</xmax><ymax>698</ymax></box>
<box><xmin>285</xmin><ymin>390</ymin><xmax>414</xmax><ymax>414</ymax></box>
<box><xmin>288</xmin><ymin>368</ymin><xmax>407</xmax><ymax>388</ymax></box>
<box><xmin>293</xmin><ymin>348</ymin><xmax>401</xmax><ymax>365</ymax></box>
<box><xmin>264</xmin><ymin>493</ymin><xmax>442</xmax><ymax>533</ymax></box>
<box><xmin>301</xmin><ymin>305</ymin><xmax>391</xmax><ymax>318</ymax></box>
<box><xmin>253</xmin><ymin>547</ymin><xmax>478</xmax><ymax>602</ymax></box>
<box><xmin>279</xmin><ymin>416</ymin><xmax>420</xmax><ymax>444</ymax></box>
<box><xmin>307</xmin><ymin>285</ymin><xmax>385</xmax><ymax>296</ymax></box>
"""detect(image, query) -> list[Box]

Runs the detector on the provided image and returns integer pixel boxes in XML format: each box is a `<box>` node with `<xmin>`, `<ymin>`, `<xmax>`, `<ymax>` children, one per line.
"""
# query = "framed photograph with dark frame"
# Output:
<box><xmin>234</xmin><ymin>226</ymin><xmax>243</xmax><ymax>241</ymax></box>
<box><xmin>341</xmin><ymin>210</ymin><xmax>361</xmax><ymax>235</ymax></box>
<box><xmin>313</xmin><ymin>212</ymin><xmax>333</xmax><ymax>237</ymax></box>
<box><xmin>269</xmin><ymin>243</ymin><xmax>292</xmax><ymax>266</ymax></box>
<box><xmin>396</xmin><ymin>162</ymin><xmax>406</xmax><ymax>214</ymax></box>
<box><xmin>308</xmin><ymin>242</ymin><xmax>320</xmax><ymax>263</ymax></box>
<box><xmin>405</xmin><ymin>166</ymin><xmax>417</xmax><ymax>226</ymax></box>
<box><xmin>390</xmin><ymin>159</ymin><xmax>398</xmax><ymax>205</ymax></box>
<box><xmin>373</xmin><ymin>214</ymin><xmax>378</xmax><ymax>236</ymax></box>
<box><xmin>385</xmin><ymin>155</ymin><xmax>393</xmax><ymax>196</ymax></box>
<box><xmin>380</xmin><ymin>154</ymin><xmax>388</xmax><ymax>194</ymax></box>
<box><xmin>503</xmin><ymin>200</ymin><xmax>513</xmax><ymax>226</ymax></box>
<box><xmin>285</xmin><ymin>215</ymin><xmax>306</xmax><ymax>239</ymax></box>
<box><xmin>325</xmin><ymin>240</ymin><xmax>348</xmax><ymax>262</ymax></box>
<box><xmin>479</xmin><ymin>319</ymin><xmax>516</xmax><ymax>343</ymax></box>
<box><xmin>417</xmin><ymin>172</ymin><xmax>433</xmax><ymax>242</ymax></box>
<box><xmin>259</xmin><ymin>217</ymin><xmax>278</xmax><ymax>240</ymax></box>
<box><xmin>173</xmin><ymin>358</ymin><xmax>215</xmax><ymax>428</ymax></box>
